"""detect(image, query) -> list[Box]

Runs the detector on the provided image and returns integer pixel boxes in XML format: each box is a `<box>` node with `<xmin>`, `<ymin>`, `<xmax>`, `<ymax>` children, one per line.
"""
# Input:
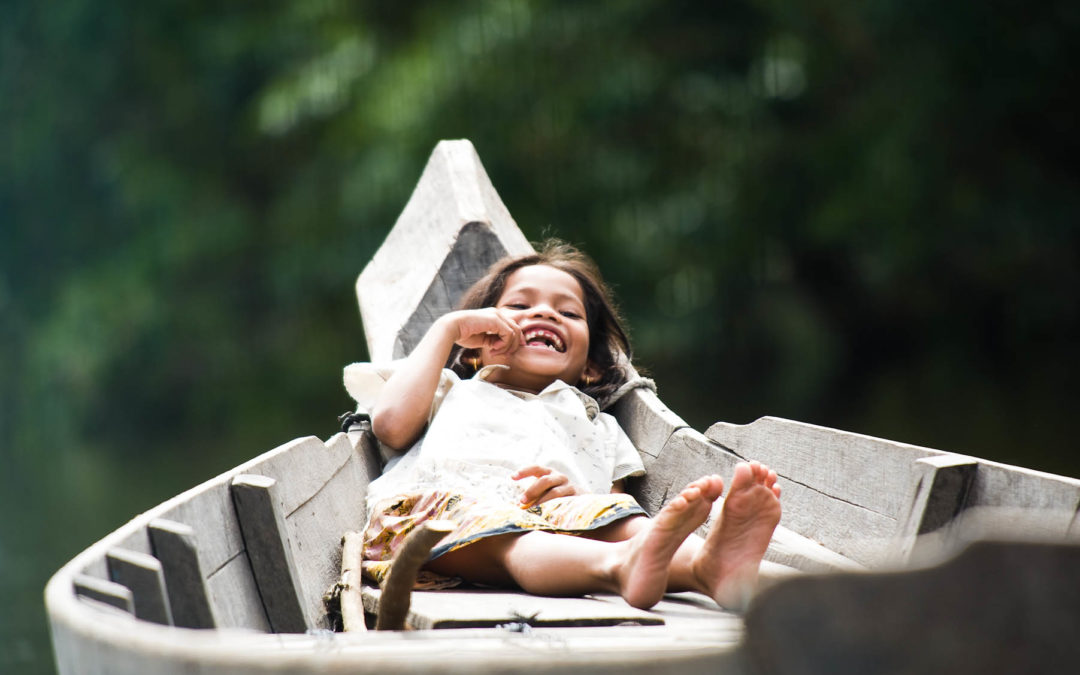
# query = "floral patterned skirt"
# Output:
<box><xmin>361</xmin><ymin>490</ymin><xmax>647</xmax><ymax>588</ymax></box>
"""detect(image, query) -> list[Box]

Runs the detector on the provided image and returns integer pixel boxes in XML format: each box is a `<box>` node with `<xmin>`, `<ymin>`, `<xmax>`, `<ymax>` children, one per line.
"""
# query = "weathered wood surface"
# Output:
<box><xmin>707</xmin><ymin>416</ymin><xmax>956</xmax><ymax>566</ymax></box>
<box><xmin>72</xmin><ymin>575</ymin><xmax>133</xmax><ymax>615</ymax></box>
<box><xmin>148</xmin><ymin>518</ymin><xmax>216</xmax><ymax>629</ymax></box>
<box><xmin>151</xmin><ymin>478</ymin><xmax>269</xmax><ymax>630</ymax></box>
<box><xmin>231</xmin><ymin>474</ymin><xmax>309</xmax><ymax>633</ymax></box>
<box><xmin>707</xmin><ymin>416</ymin><xmax>1080</xmax><ymax>567</ymax></box>
<box><xmin>955</xmin><ymin>460</ymin><xmax>1080</xmax><ymax>542</ymax></box>
<box><xmin>742</xmin><ymin>540</ymin><xmax>1080</xmax><ymax>675</ymax></box>
<box><xmin>272</xmin><ymin>432</ymin><xmax>375</xmax><ymax>631</ymax></box>
<box><xmin>634</xmin><ymin>425</ymin><xmax>861</xmax><ymax>572</ymax></box>
<box><xmin>357</xmin><ymin>139</ymin><xmax>532</xmax><ymax>363</ymax></box>
<box><xmin>363</xmin><ymin>586</ymin><xmax>670</xmax><ymax>630</ymax></box>
<box><xmin>608</xmin><ymin>385</ymin><xmax>688</xmax><ymax>467</ymax></box>
<box><xmin>49</xmin><ymin>422</ymin><xmax>751</xmax><ymax>673</ymax></box>
<box><xmin>888</xmin><ymin>456</ymin><xmax>977</xmax><ymax>564</ymax></box>
<box><xmin>105</xmin><ymin>548</ymin><xmax>173</xmax><ymax>625</ymax></box>
<box><xmin>374</xmin><ymin>520</ymin><xmax>455</xmax><ymax>631</ymax></box>
<box><xmin>338</xmin><ymin>531</ymin><xmax>367</xmax><ymax>632</ymax></box>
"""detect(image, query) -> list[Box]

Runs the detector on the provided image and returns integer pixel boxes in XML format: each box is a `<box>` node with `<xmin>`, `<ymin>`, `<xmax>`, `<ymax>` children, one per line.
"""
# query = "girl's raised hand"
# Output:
<box><xmin>448</xmin><ymin>308</ymin><xmax>523</xmax><ymax>355</ymax></box>
<box><xmin>513</xmin><ymin>465</ymin><xmax>578</xmax><ymax>507</ymax></box>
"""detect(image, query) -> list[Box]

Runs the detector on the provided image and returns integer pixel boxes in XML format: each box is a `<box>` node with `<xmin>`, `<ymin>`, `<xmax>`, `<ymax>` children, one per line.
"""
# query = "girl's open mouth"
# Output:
<box><xmin>523</xmin><ymin>328</ymin><xmax>565</xmax><ymax>352</ymax></box>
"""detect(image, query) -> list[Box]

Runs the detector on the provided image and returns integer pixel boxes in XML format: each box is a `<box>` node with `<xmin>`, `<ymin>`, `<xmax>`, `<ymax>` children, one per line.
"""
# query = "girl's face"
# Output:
<box><xmin>481</xmin><ymin>264</ymin><xmax>594</xmax><ymax>393</ymax></box>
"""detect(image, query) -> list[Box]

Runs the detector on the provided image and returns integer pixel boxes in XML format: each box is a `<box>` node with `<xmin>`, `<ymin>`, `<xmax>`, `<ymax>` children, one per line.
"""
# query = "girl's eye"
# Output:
<box><xmin>560</xmin><ymin>310</ymin><xmax>582</xmax><ymax>319</ymax></box>
<box><xmin>504</xmin><ymin>303</ymin><xmax>528</xmax><ymax>310</ymax></box>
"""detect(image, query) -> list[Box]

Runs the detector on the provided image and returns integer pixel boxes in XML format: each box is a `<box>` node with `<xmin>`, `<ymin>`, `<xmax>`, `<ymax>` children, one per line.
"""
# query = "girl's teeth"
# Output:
<box><xmin>524</xmin><ymin>330</ymin><xmax>563</xmax><ymax>351</ymax></box>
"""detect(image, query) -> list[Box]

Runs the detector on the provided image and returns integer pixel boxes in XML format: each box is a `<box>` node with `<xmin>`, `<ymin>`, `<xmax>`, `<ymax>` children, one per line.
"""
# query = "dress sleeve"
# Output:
<box><xmin>599</xmin><ymin>412</ymin><xmax>646</xmax><ymax>482</ymax></box>
<box><xmin>342</xmin><ymin>361</ymin><xmax>460</xmax><ymax>424</ymax></box>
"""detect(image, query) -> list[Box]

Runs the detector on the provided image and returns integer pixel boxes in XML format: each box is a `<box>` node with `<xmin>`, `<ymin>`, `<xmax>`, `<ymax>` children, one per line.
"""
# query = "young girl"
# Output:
<box><xmin>344</xmin><ymin>240</ymin><xmax>781</xmax><ymax>610</ymax></box>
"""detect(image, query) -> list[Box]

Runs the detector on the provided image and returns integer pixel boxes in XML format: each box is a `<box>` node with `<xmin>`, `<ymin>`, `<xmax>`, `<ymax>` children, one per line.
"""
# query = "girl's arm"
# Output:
<box><xmin>371</xmin><ymin>308</ymin><xmax>522</xmax><ymax>449</ymax></box>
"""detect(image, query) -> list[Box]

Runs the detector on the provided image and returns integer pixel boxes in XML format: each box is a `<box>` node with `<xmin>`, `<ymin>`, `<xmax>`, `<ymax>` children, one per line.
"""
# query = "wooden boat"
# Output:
<box><xmin>46</xmin><ymin>140</ymin><xmax>1080</xmax><ymax>674</ymax></box>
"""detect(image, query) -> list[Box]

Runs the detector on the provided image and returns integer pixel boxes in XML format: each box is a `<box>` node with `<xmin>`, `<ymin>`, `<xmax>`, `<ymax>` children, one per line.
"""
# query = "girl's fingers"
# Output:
<box><xmin>487</xmin><ymin>308</ymin><xmax>523</xmax><ymax>354</ymax></box>
<box><xmin>530</xmin><ymin>484</ymin><xmax>576</xmax><ymax>506</ymax></box>
<box><xmin>455</xmin><ymin>308</ymin><xmax>523</xmax><ymax>353</ymax></box>
<box><xmin>516</xmin><ymin>469</ymin><xmax>574</xmax><ymax>507</ymax></box>
<box><xmin>512</xmin><ymin>465</ymin><xmax>552</xmax><ymax>480</ymax></box>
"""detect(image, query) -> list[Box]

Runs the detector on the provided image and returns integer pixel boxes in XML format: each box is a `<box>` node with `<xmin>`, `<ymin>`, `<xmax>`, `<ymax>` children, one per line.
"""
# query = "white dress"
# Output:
<box><xmin>343</xmin><ymin>362</ymin><xmax>646</xmax><ymax>512</ymax></box>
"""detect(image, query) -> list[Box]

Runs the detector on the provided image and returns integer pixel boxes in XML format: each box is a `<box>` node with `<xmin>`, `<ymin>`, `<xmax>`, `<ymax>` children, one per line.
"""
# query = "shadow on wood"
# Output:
<box><xmin>743</xmin><ymin>540</ymin><xmax>1080</xmax><ymax>675</ymax></box>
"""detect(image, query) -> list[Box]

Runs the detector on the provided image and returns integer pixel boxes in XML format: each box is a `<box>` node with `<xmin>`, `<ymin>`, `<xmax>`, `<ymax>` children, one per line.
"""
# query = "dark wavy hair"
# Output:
<box><xmin>447</xmin><ymin>239</ymin><xmax>633</xmax><ymax>405</ymax></box>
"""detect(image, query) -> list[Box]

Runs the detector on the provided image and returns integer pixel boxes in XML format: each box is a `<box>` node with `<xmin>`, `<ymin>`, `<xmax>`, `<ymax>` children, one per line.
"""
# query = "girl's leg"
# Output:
<box><xmin>425</xmin><ymin>480</ymin><xmax>717</xmax><ymax>609</ymax></box>
<box><xmin>588</xmin><ymin>462</ymin><xmax>782</xmax><ymax>609</ymax></box>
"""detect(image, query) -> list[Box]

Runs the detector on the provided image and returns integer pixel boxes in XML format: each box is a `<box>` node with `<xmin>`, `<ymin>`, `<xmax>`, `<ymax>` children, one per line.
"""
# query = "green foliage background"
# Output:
<box><xmin>2</xmin><ymin>1</ymin><xmax>1077</xmax><ymax>672</ymax></box>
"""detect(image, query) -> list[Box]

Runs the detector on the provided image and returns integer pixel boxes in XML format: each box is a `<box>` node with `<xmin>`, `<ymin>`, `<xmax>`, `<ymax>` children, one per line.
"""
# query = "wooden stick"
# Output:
<box><xmin>339</xmin><ymin>531</ymin><xmax>367</xmax><ymax>632</ymax></box>
<box><xmin>375</xmin><ymin>520</ymin><xmax>455</xmax><ymax>631</ymax></box>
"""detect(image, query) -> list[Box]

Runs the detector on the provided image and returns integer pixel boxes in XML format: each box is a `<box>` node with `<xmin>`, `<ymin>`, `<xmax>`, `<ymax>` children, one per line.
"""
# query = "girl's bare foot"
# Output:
<box><xmin>614</xmin><ymin>475</ymin><xmax>722</xmax><ymax>609</ymax></box>
<box><xmin>692</xmin><ymin>461</ymin><xmax>781</xmax><ymax>610</ymax></box>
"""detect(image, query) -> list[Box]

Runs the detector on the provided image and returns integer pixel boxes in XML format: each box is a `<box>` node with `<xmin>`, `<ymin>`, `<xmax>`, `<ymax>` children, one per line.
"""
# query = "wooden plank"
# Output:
<box><xmin>72</xmin><ymin>574</ymin><xmax>134</xmax><ymax>615</ymax></box>
<box><xmin>105</xmin><ymin>548</ymin><xmax>173</xmax><ymax>625</ymax></box>
<box><xmin>395</xmin><ymin>221</ymin><xmax>516</xmax><ymax>358</ymax></box>
<box><xmin>148</xmin><ymin>519</ymin><xmax>216</xmax><ymax>629</ymax></box>
<box><xmin>157</xmin><ymin>483</ymin><xmax>268</xmax><ymax>631</ymax></box>
<box><xmin>953</xmin><ymin>461</ymin><xmax>1080</xmax><ymax>544</ymax></box>
<box><xmin>632</xmin><ymin>427</ymin><xmax>741</xmax><ymax>518</ymax></box>
<box><xmin>236</xmin><ymin>435</ymin><xmax>351</xmax><ymax>517</ymax></box>
<box><xmin>361</xmin><ymin>586</ymin><xmax>664</xmax><ymax>630</ymax></box>
<box><xmin>203</xmin><ymin>554</ymin><xmax>271</xmax><ymax>632</ymax></box>
<box><xmin>230</xmin><ymin>474</ymin><xmax>308</xmax><ymax>633</ymax></box>
<box><xmin>280</xmin><ymin>433</ymin><xmax>373</xmax><ymax>631</ymax></box>
<box><xmin>609</xmin><ymin>384</ymin><xmax>687</xmax><ymax>467</ymax></box>
<box><xmin>765</xmin><ymin>526</ymin><xmax>864</xmax><ymax>573</ymax></box>
<box><xmin>706</xmin><ymin>416</ymin><xmax>944</xmax><ymax>566</ymax></box>
<box><xmin>141</xmin><ymin>434</ymin><xmax>363</xmax><ymax>632</ymax></box>
<box><xmin>889</xmin><ymin>456</ymin><xmax>977</xmax><ymax>564</ymax></box>
<box><xmin>633</xmin><ymin>426</ymin><xmax>859</xmax><ymax>572</ymax></box>
<box><xmin>357</xmin><ymin>139</ymin><xmax>533</xmax><ymax>363</ymax></box>
<box><xmin>706</xmin><ymin>416</ymin><xmax>944</xmax><ymax>520</ymax></box>
<box><xmin>743</xmin><ymin>540</ymin><xmax>1080</xmax><ymax>675</ymax></box>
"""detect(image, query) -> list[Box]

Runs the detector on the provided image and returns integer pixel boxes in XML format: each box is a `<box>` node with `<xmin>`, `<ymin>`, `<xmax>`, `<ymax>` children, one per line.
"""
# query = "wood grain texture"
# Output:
<box><xmin>609</xmin><ymin>386</ymin><xmax>687</xmax><ymax>467</ymax></box>
<box><xmin>148</xmin><ymin>518</ymin><xmax>216</xmax><ymax>629</ymax></box>
<box><xmin>339</xmin><ymin>531</ymin><xmax>367</xmax><ymax>632</ymax></box>
<box><xmin>203</xmin><ymin>555</ymin><xmax>271</xmax><ymax>632</ymax></box>
<box><xmin>72</xmin><ymin>574</ymin><xmax>134</xmax><ymax>615</ymax></box>
<box><xmin>374</xmin><ymin>520</ymin><xmax>455</xmax><ymax>631</ymax></box>
<box><xmin>889</xmin><ymin>456</ymin><xmax>977</xmax><ymax>565</ymax></box>
<box><xmin>395</xmin><ymin>221</ymin><xmax>513</xmax><ymax>358</ymax></box>
<box><xmin>357</xmin><ymin>139</ymin><xmax>532</xmax><ymax>363</ymax></box>
<box><xmin>362</xmin><ymin>587</ymin><xmax>665</xmax><ymax>630</ymax></box>
<box><xmin>105</xmin><ymin>548</ymin><xmax>173</xmax><ymax>626</ymax></box>
<box><xmin>957</xmin><ymin>461</ymin><xmax>1080</xmax><ymax>542</ymax></box>
<box><xmin>277</xmin><ymin>433</ymin><xmax>372</xmax><ymax>631</ymax></box>
<box><xmin>632</xmin><ymin>427</ymin><xmax>741</xmax><ymax>517</ymax></box>
<box><xmin>230</xmin><ymin>474</ymin><xmax>308</xmax><ymax>633</ymax></box>
<box><xmin>631</xmin><ymin>427</ymin><xmax>859</xmax><ymax>572</ymax></box>
<box><xmin>157</xmin><ymin>484</ymin><xmax>268</xmax><ymax>631</ymax></box>
<box><xmin>706</xmin><ymin>416</ymin><xmax>944</xmax><ymax>566</ymax></box>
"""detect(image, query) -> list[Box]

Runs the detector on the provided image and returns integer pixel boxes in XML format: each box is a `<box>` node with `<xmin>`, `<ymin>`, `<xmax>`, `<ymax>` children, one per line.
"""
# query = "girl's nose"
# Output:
<box><xmin>529</xmin><ymin>303</ymin><xmax>558</xmax><ymax>320</ymax></box>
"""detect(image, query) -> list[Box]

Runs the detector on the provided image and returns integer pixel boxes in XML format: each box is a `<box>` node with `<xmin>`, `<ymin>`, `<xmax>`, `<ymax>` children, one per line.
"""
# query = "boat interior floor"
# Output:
<box><xmin>360</xmin><ymin>582</ymin><xmax>743</xmax><ymax>636</ymax></box>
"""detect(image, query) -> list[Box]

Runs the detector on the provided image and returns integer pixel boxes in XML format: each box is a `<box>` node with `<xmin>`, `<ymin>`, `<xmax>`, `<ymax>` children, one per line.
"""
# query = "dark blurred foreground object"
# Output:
<box><xmin>45</xmin><ymin>141</ymin><xmax>1080</xmax><ymax>675</ymax></box>
<box><xmin>744</xmin><ymin>540</ymin><xmax>1080</xmax><ymax>675</ymax></box>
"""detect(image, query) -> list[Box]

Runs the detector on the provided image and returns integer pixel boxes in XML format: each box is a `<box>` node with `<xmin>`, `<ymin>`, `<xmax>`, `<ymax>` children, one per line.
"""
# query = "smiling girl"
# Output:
<box><xmin>345</xmin><ymin>240</ymin><xmax>781</xmax><ymax>610</ymax></box>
